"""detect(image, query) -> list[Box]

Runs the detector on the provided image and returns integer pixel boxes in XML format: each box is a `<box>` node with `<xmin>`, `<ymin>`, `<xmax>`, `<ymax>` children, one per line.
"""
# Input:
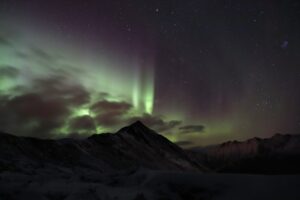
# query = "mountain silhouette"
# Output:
<box><xmin>0</xmin><ymin>121</ymin><xmax>205</xmax><ymax>174</ymax></box>
<box><xmin>1</xmin><ymin>123</ymin><xmax>300</xmax><ymax>199</ymax></box>
<box><xmin>188</xmin><ymin>133</ymin><xmax>300</xmax><ymax>174</ymax></box>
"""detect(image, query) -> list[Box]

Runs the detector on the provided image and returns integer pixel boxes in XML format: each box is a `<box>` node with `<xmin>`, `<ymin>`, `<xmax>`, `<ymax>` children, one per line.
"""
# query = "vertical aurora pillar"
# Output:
<box><xmin>131</xmin><ymin>62</ymin><xmax>154</xmax><ymax>115</ymax></box>
<box><xmin>142</xmin><ymin>67</ymin><xmax>154</xmax><ymax>114</ymax></box>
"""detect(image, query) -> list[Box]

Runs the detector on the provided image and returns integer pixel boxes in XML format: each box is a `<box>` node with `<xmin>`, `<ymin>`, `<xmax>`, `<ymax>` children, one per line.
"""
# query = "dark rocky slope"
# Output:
<box><xmin>0</xmin><ymin>121</ymin><xmax>205</xmax><ymax>175</ymax></box>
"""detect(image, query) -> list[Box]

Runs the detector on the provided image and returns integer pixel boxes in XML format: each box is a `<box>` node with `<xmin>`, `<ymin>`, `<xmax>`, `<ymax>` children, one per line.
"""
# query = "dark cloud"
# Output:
<box><xmin>178</xmin><ymin>125</ymin><xmax>205</xmax><ymax>134</ymax></box>
<box><xmin>33</xmin><ymin>76</ymin><xmax>90</xmax><ymax>106</ymax></box>
<box><xmin>91</xmin><ymin>100</ymin><xmax>131</xmax><ymax>115</ymax></box>
<box><xmin>98</xmin><ymin>92</ymin><xmax>110</xmax><ymax>99</ymax></box>
<box><xmin>128</xmin><ymin>114</ymin><xmax>182</xmax><ymax>133</ymax></box>
<box><xmin>89</xmin><ymin>100</ymin><xmax>181</xmax><ymax>133</ymax></box>
<box><xmin>0</xmin><ymin>75</ymin><xmax>91</xmax><ymax>138</ymax></box>
<box><xmin>90</xmin><ymin>100</ymin><xmax>181</xmax><ymax>132</ymax></box>
<box><xmin>8</xmin><ymin>93</ymin><xmax>68</xmax><ymax>120</ymax></box>
<box><xmin>0</xmin><ymin>95</ymin><xmax>9</xmax><ymax>109</ymax></box>
<box><xmin>0</xmin><ymin>93</ymin><xmax>70</xmax><ymax>137</ymax></box>
<box><xmin>91</xmin><ymin>100</ymin><xmax>132</xmax><ymax>127</ymax></box>
<box><xmin>68</xmin><ymin>115</ymin><xmax>96</xmax><ymax>133</ymax></box>
<box><xmin>94</xmin><ymin>113</ymin><xmax>123</xmax><ymax>127</ymax></box>
<box><xmin>0</xmin><ymin>65</ymin><xmax>19</xmax><ymax>78</ymax></box>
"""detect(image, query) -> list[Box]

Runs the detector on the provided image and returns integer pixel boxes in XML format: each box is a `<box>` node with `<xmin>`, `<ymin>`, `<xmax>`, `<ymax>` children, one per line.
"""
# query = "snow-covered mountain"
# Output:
<box><xmin>1</xmin><ymin>123</ymin><xmax>300</xmax><ymax>199</ymax></box>
<box><xmin>0</xmin><ymin>121</ymin><xmax>204</xmax><ymax>174</ymax></box>
<box><xmin>188</xmin><ymin>134</ymin><xmax>300</xmax><ymax>174</ymax></box>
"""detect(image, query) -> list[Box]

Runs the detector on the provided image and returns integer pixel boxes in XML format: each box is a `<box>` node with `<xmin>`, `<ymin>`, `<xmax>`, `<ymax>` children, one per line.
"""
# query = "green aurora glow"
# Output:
<box><xmin>0</xmin><ymin>22</ymin><xmax>157</xmax><ymax>135</ymax></box>
<box><xmin>1</xmin><ymin>9</ymin><xmax>297</xmax><ymax>148</ymax></box>
<box><xmin>0</xmin><ymin>26</ymin><xmax>288</xmax><ymax>147</ymax></box>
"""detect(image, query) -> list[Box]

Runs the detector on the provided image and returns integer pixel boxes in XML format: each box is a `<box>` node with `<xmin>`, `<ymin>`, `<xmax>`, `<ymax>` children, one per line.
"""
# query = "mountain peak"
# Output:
<box><xmin>117</xmin><ymin>120</ymin><xmax>153</xmax><ymax>136</ymax></box>
<box><xmin>0</xmin><ymin>122</ymin><xmax>203</xmax><ymax>173</ymax></box>
<box><xmin>130</xmin><ymin>120</ymin><xmax>147</xmax><ymax>128</ymax></box>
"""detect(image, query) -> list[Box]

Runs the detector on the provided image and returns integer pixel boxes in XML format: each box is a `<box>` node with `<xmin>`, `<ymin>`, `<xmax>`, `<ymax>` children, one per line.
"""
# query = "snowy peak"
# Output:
<box><xmin>189</xmin><ymin>133</ymin><xmax>300</xmax><ymax>174</ymax></box>
<box><xmin>207</xmin><ymin>133</ymin><xmax>300</xmax><ymax>157</ymax></box>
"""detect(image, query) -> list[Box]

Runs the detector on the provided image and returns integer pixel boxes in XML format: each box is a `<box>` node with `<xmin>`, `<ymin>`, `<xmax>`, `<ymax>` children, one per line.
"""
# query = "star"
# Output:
<box><xmin>281</xmin><ymin>40</ymin><xmax>289</xmax><ymax>49</ymax></box>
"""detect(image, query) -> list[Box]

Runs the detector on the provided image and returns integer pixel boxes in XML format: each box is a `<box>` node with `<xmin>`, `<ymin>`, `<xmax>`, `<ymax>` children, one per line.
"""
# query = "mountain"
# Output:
<box><xmin>188</xmin><ymin>133</ymin><xmax>300</xmax><ymax>174</ymax></box>
<box><xmin>0</xmin><ymin>121</ymin><xmax>205</xmax><ymax>175</ymax></box>
<box><xmin>1</xmin><ymin>124</ymin><xmax>300</xmax><ymax>199</ymax></box>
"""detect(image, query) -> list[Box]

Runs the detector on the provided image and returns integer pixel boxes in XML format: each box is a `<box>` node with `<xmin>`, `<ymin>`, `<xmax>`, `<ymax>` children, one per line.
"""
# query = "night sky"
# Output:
<box><xmin>0</xmin><ymin>0</ymin><xmax>300</xmax><ymax>147</ymax></box>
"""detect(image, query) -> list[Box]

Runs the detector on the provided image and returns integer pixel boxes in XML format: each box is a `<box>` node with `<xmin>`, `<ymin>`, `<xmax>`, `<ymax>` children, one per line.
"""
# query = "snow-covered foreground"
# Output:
<box><xmin>1</xmin><ymin>168</ymin><xmax>299</xmax><ymax>200</ymax></box>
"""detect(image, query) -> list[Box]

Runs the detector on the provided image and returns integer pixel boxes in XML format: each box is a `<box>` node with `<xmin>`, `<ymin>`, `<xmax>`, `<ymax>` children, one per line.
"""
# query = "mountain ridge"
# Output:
<box><xmin>188</xmin><ymin>133</ymin><xmax>300</xmax><ymax>174</ymax></box>
<box><xmin>0</xmin><ymin>121</ymin><xmax>206</xmax><ymax>174</ymax></box>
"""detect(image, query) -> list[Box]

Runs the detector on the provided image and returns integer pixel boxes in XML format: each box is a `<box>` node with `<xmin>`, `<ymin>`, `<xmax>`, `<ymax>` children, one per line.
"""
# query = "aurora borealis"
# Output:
<box><xmin>0</xmin><ymin>0</ymin><xmax>300</xmax><ymax>147</ymax></box>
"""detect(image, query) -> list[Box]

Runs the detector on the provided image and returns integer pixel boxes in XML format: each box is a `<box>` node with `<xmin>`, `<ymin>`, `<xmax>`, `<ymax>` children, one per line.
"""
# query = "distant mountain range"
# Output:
<box><xmin>188</xmin><ymin>133</ymin><xmax>300</xmax><ymax>174</ymax></box>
